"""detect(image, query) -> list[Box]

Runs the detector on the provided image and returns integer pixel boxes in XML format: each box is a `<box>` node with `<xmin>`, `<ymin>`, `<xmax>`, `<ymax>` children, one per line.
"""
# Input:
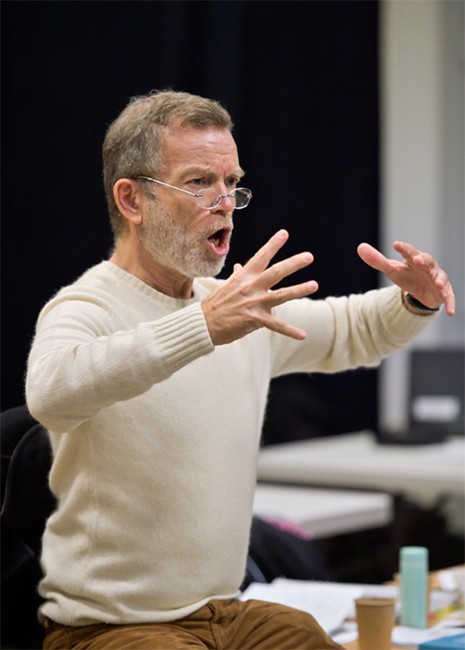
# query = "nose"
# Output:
<box><xmin>212</xmin><ymin>193</ymin><xmax>235</xmax><ymax>213</ymax></box>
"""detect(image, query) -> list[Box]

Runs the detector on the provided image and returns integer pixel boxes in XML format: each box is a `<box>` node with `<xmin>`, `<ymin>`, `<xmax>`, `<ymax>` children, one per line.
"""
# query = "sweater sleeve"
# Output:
<box><xmin>26</xmin><ymin>290</ymin><xmax>214</xmax><ymax>432</ymax></box>
<box><xmin>269</xmin><ymin>285</ymin><xmax>440</xmax><ymax>376</ymax></box>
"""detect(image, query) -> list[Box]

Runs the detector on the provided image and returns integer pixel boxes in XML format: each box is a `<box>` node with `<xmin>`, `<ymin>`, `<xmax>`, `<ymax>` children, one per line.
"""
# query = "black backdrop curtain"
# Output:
<box><xmin>1</xmin><ymin>0</ymin><xmax>379</xmax><ymax>441</ymax></box>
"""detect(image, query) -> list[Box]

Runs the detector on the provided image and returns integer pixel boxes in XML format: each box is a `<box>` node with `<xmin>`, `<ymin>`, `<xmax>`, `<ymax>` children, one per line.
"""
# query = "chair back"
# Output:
<box><xmin>1</xmin><ymin>405</ymin><xmax>56</xmax><ymax>649</ymax></box>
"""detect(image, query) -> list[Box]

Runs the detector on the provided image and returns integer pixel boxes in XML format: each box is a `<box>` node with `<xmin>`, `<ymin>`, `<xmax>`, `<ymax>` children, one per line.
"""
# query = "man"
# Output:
<box><xmin>26</xmin><ymin>90</ymin><xmax>455</xmax><ymax>650</ymax></box>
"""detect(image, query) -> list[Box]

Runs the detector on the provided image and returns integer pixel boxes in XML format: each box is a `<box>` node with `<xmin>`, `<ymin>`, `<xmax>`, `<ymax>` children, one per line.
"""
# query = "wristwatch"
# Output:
<box><xmin>402</xmin><ymin>291</ymin><xmax>440</xmax><ymax>315</ymax></box>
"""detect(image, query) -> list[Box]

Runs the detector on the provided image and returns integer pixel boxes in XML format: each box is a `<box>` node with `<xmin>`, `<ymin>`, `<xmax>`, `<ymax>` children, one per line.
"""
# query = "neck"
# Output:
<box><xmin>109</xmin><ymin>236</ymin><xmax>194</xmax><ymax>300</ymax></box>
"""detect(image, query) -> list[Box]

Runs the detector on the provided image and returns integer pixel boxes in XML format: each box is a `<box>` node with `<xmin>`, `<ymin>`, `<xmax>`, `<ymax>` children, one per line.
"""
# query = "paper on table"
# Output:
<box><xmin>241</xmin><ymin>577</ymin><xmax>463</xmax><ymax>643</ymax></box>
<box><xmin>240</xmin><ymin>580</ymin><xmax>364</xmax><ymax>634</ymax></box>
<box><xmin>273</xmin><ymin>578</ymin><xmax>399</xmax><ymax>620</ymax></box>
<box><xmin>392</xmin><ymin>624</ymin><xmax>465</xmax><ymax>647</ymax></box>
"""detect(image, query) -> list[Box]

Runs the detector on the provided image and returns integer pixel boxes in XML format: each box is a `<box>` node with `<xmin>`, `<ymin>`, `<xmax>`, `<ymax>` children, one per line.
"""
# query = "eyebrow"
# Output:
<box><xmin>180</xmin><ymin>165</ymin><xmax>246</xmax><ymax>180</ymax></box>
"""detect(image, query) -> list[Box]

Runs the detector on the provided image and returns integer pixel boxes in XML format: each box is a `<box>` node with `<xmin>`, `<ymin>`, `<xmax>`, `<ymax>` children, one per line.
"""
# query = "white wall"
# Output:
<box><xmin>379</xmin><ymin>0</ymin><xmax>465</xmax><ymax>433</ymax></box>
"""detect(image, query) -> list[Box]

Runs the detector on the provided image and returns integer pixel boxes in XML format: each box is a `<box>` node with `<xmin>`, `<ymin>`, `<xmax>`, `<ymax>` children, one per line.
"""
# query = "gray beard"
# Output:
<box><xmin>139</xmin><ymin>200</ymin><xmax>228</xmax><ymax>279</ymax></box>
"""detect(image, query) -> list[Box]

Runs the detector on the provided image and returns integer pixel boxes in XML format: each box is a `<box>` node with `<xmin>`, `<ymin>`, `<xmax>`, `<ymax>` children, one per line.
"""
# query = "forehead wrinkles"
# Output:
<box><xmin>159</xmin><ymin>126</ymin><xmax>241</xmax><ymax>176</ymax></box>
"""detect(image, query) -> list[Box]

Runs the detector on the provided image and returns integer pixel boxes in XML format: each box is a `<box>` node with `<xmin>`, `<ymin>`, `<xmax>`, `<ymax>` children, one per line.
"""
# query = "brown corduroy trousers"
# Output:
<box><xmin>43</xmin><ymin>598</ymin><xmax>344</xmax><ymax>650</ymax></box>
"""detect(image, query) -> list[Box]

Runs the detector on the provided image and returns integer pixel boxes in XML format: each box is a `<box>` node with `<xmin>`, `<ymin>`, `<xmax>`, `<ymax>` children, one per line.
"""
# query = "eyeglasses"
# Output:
<box><xmin>133</xmin><ymin>175</ymin><xmax>252</xmax><ymax>210</ymax></box>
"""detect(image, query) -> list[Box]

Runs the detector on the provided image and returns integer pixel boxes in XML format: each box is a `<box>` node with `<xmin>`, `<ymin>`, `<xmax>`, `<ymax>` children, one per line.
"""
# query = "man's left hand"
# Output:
<box><xmin>357</xmin><ymin>240</ymin><xmax>456</xmax><ymax>316</ymax></box>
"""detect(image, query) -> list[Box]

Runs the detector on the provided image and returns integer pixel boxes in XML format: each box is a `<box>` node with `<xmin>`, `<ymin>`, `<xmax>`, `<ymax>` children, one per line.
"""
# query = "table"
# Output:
<box><xmin>253</xmin><ymin>483</ymin><xmax>393</xmax><ymax>539</ymax></box>
<box><xmin>345</xmin><ymin>565</ymin><xmax>465</xmax><ymax>650</ymax></box>
<box><xmin>257</xmin><ymin>431</ymin><xmax>465</xmax><ymax>499</ymax></box>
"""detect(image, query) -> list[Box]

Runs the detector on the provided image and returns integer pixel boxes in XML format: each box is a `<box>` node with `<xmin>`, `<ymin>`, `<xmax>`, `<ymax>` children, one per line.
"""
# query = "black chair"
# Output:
<box><xmin>1</xmin><ymin>405</ymin><xmax>56</xmax><ymax>649</ymax></box>
<box><xmin>243</xmin><ymin>516</ymin><xmax>328</xmax><ymax>590</ymax></box>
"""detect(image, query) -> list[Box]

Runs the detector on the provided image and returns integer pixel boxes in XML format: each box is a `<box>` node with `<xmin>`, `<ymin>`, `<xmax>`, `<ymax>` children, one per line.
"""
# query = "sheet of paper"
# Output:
<box><xmin>240</xmin><ymin>580</ymin><xmax>364</xmax><ymax>634</ymax></box>
<box><xmin>332</xmin><ymin>621</ymin><xmax>359</xmax><ymax>645</ymax></box>
<box><xmin>273</xmin><ymin>578</ymin><xmax>399</xmax><ymax>619</ymax></box>
<box><xmin>392</xmin><ymin>624</ymin><xmax>465</xmax><ymax>647</ymax></box>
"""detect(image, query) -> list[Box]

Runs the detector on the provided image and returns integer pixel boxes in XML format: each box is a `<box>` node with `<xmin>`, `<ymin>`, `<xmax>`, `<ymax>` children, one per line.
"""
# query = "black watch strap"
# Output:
<box><xmin>404</xmin><ymin>292</ymin><xmax>440</xmax><ymax>313</ymax></box>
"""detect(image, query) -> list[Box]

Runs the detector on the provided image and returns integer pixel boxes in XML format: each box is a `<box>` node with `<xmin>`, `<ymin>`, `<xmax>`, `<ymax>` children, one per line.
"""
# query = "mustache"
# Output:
<box><xmin>202</xmin><ymin>221</ymin><xmax>234</xmax><ymax>238</ymax></box>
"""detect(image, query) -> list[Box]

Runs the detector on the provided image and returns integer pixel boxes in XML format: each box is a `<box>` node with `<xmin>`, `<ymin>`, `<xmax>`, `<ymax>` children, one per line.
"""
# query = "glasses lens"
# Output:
<box><xmin>234</xmin><ymin>189</ymin><xmax>251</xmax><ymax>209</ymax></box>
<box><xmin>196</xmin><ymin>188</ymin><xmax>252</xmax><ymax>210</ymax></box>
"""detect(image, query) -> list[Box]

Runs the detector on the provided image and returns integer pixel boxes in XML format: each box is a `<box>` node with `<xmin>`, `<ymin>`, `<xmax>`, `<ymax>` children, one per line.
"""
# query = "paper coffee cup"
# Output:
<box><xmin>355</xmin><ymin>597</ymin><xmax>396</xmax><ymax>650</ymax></box>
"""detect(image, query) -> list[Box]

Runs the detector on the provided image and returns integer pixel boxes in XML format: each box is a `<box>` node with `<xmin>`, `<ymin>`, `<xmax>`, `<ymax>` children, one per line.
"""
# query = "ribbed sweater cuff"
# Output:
<box><xmin>381</xmin><ymin>285</ymin><xmax>440</xmax><ymax>344</ymax></box>
<box><xmin>152</xmin><ymin>302</ymin><xmax>214</xmax><ymax>374</ymax></box>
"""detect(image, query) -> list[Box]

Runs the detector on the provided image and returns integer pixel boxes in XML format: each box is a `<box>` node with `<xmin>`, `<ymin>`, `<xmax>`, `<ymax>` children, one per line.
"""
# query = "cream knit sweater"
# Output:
<box><xmin>26</xmin><ymin>261</ymin><xmax>435</xmax><ymax>626</ymax></box>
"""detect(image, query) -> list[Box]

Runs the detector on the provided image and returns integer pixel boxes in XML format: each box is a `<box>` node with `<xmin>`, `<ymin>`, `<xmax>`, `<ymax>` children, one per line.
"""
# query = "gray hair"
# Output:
<box><xmin>102</xmin><ymin>90</ymin><xmax>234</xmax><ymax>238</ymax></box>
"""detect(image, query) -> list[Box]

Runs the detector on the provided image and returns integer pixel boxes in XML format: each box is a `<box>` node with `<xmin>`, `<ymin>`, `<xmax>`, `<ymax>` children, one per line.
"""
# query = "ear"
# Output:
<box><xmin>113</xmin><ymin>179</ymin><xmax>144</xmax><ymax>226</ymax></box>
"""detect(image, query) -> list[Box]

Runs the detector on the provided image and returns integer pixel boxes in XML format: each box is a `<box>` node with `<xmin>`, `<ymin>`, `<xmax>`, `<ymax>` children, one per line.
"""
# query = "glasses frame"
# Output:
<box><xmin>133</xmin><ymin>175</ymin><xmax>252</xmax><ymax>210</ymax></box>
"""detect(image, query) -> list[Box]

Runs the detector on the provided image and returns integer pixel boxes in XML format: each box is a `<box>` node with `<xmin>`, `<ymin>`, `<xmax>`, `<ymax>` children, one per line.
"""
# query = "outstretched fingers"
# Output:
<box><xmin>392</xmin><ymin>240</ymin><xmax>420</xmax><ymax>261</ymax></box>
<box><xmin>244</xmin><ymin>231</ymin><xmax>315</xmax><ymax>291</ymax></box>
<box><xmin>202</xmin><ymin>230</ymin><xmax>320</xmax><ymax>345</ymax></box>
<box><xmin>259</xmin><ymin>251</ymin><xmax>315</xmax><ymax>290</ymax></box>
<box><xmin>357</xmin><ymin>242</ymin><xmax>391</xmax><ymax>274</ymax></box>
<box><xmin>245</xmin><ymin>229</ymin><xmax>291</xmax><ymax>273</ymax></box>
<box><xmin>360</xmin><ymin>240</ymin><xmax>456</xmax><ymax>317</ymax></box>
<box><xmin>259</xmin><ymin>313</ymin><xmax>308</xmax><ymax>341</ymax></box>
<box><xmin>265</xmin><ymin>279</ymin><xmax>319</xmax><ymax>308</ymax></box>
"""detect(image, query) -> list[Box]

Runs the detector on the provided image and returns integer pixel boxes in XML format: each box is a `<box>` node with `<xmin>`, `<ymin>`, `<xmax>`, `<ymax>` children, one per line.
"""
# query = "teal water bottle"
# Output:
<box><xmin>400</xmin><ymin>546</ymin><xmax>429</xmax><ymax>628</ymax></box>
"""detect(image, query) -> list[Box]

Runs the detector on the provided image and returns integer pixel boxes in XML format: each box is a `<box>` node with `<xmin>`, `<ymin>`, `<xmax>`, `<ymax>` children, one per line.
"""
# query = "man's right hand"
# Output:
<box><xmin>202</xmin><ymin>229</ymin><xmax>318</xmax><ymax>345</ymax></box>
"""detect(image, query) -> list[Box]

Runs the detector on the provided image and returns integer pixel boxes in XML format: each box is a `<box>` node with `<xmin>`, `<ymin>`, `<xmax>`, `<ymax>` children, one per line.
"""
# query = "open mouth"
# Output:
<box><xmin>207</xmin><ymin>227</ymin><xmax>231</xmax><ymax>256</ymax></box>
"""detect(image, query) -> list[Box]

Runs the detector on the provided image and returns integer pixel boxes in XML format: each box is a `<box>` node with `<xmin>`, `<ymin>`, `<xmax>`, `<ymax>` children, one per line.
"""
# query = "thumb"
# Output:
<box><xmin>357</xmin><ymin>242</ymin><xmax>388</xmax><ymax>272</ymax></box>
